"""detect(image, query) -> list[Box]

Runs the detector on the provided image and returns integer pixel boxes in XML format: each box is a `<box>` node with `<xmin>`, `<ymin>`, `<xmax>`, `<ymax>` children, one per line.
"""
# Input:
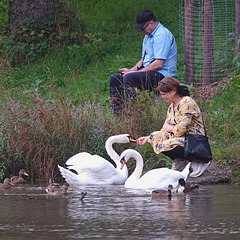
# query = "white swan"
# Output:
<box><xmin>58</xmin><ymin>134</ymin><xmax>135</xmax><ymax>186</ymax></box>
<box><xmin>120</xmin><ymin>149</ymin><xmax>191</xmax><ymax>190</ymax></box>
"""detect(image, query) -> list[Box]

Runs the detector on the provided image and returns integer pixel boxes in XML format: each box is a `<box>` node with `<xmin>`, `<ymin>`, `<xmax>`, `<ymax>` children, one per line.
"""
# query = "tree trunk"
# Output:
<box><xmin>202</xmin><ymin>0</ymin><xmax>215</xmax><ymax>85</ymax></box>
<box><xmin>184</xmin><ymin>0</ymin><xmax>195</xmax><ymax>84</ymax></box>
<box><xmin>235</xmin><ymin>0</ymin><xmax>240</xmax><ymax>56</ymax></box>
<box><xmin>8</xmin><ymin>0</ymin><xmax>53</xmax><ymax>35</ymax></box>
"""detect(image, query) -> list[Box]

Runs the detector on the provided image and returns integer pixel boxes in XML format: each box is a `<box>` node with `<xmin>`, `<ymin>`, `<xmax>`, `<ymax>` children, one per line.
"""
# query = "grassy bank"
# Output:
<box><xmin>0</xmin><ymin>0</ymin><xmax>239</xmax><ymax>184</ymax></box>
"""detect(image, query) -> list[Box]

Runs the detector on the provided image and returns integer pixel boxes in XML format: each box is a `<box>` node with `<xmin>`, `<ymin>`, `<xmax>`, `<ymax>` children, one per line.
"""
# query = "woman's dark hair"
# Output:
<box><xmin>157</xmin><ymin>77</ymin><xmax>189</xmax><ymax>97</ymax></box>
<box><xmin>178</xmin><ymin>85</ymin><xmax>189</xmax><ymax>97</ymax></box>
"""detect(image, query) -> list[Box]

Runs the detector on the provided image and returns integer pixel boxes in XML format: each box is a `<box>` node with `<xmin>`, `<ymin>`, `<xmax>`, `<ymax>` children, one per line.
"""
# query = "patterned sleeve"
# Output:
<box><xmin>172</xmin><ymin>97</ymin><xmax>199</xmax><ymax>137</ymax></box>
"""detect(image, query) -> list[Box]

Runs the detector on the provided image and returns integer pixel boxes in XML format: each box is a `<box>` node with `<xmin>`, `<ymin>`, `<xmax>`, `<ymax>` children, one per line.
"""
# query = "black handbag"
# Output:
<box><xmin>184</xmin><ymin>127</ymin><xmax>212</xmax><ymax>163</ymax></box>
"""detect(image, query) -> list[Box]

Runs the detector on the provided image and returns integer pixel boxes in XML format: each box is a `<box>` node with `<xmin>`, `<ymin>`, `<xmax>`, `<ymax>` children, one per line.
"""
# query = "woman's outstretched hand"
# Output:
<box><xmin>136</xmin><ymin>136</ymin><xmax>149</xmax><ymax>146</ymax></box>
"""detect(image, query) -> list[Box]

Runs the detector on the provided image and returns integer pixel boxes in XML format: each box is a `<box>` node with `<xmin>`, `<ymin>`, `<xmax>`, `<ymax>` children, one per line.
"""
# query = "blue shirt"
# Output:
<box><xmin>142</xmin><ymin>22</ymin><xmax>177</xmax><ymax>77</ymax></box>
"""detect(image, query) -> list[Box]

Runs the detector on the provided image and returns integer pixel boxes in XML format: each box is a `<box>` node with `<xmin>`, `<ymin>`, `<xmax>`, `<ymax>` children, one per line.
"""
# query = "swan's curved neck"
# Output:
<box><xmin>123</xmin><ymin>150</ymin><xmax>143</xmax><ymax>184</ymax></box>
<box><xmin>105</xmin><ymin>138</ymin><xmax>120</xmax><ymax>164</ymax></box>
<box><xmin>181</xmin><ymin>162</ymin><xmax>191</xmax><ymax>179</ymax></box>
<box><xmin>105</xmin><ymin>134</ymin><xmax>130</xmax><ymax>169</ymax></box>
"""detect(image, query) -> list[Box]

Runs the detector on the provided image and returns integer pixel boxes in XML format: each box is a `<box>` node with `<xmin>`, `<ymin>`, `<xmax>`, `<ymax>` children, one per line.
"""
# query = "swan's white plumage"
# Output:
<box><xmin>120</xmin><ymin>149</ymin><xmax>191</xmax><ymax>190</ymax></box>
<box><xmin>58</xmin><ymin>134</ymin><xmax>131</xmax><ymax>186</ymax></box>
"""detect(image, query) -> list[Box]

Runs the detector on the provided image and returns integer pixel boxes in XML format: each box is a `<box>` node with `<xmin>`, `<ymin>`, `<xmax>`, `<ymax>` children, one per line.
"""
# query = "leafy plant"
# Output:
<box><xmin>0</xmin><ymin>0</ymin><xmax>8</xmax><ymax>37</ymax></box>
<box><xmin>0</xmin><ymin>162</ymin><xmax>6</xmax><ymax>181</ymax></box>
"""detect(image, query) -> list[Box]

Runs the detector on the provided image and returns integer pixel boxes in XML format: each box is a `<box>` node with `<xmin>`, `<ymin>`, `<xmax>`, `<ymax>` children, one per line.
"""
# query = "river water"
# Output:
<box><xmin>0</xmin><ymin>183</ymin><xmax>239</xmax><ymax>240</ymax></box>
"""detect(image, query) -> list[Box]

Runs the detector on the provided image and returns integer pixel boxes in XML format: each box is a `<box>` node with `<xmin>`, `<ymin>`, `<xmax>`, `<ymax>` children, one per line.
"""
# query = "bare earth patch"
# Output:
<box><xmin>193</xmin><ymin>78</ymin><xmax>231</xmax><ymax>102</ymax></box>
<box><xmin>188</xmin><ymin>161</ymin><xmax>232</xmax><ymax>185</ymax></box>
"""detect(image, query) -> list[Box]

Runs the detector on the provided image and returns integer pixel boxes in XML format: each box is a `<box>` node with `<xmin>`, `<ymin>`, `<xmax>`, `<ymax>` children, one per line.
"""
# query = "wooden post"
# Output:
<box><xmin>184</xmin><ymin>0</ymin><xmax>195</xmax><ymax>84</ymax></box>
<box><xmin>202</xmin><ymin>0</ymin><xmax>215</xmax><ymax>85</ymax></box>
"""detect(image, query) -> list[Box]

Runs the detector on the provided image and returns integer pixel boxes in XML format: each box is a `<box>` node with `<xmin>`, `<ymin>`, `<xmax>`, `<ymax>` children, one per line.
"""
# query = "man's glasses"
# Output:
<box><xmin>140</xmin><ymin>21</ymin><xmax>150</xmax><ymax>32</ymax></box>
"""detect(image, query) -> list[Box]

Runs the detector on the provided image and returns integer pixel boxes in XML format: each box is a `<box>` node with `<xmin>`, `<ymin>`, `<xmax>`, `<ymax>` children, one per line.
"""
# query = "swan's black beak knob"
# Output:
<box><xmin>120</xmin><ymin>157</ymin><xmax>126</xmax><ymax>170</ymax></box>
<box><xmin>128</xmin><ymin>135</ymin><xmax>137</xmax><ymax>143</ymax></box>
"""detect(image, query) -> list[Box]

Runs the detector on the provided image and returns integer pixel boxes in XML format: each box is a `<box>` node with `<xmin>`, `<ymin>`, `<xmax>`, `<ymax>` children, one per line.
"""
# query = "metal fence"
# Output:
<box><xmin>179</xmin><ymin>0</ymin><xmax>235</xmax><ymax>85</ymax></box>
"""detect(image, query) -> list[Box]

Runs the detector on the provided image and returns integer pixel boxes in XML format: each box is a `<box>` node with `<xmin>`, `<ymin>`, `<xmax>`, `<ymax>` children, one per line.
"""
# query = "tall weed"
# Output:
<box><xmin>1</xmin><ymin>91</ymin><xmax>90</xmax><ymax>181</ymax></box>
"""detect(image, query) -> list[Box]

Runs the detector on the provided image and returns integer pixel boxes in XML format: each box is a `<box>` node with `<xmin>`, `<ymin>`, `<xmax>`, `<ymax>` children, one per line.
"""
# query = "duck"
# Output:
<box><xmin>46</xmin><ymin>180</ymin><xmax>88</xmax><ymax>199</ymax></box>
<box><xmin>46</xmin><ymin>181</ymin><xmax>62</xmax><ymax>190</ymax></box>
<box><xmin>11</xmin><ymin>169</ymin><xmax>29</xmax><ymax>184</ymax></box>
<box><xmin>46</xmin><ymin>185</ymin><xmax>68</xmax><ymax>196</ymax></box>
<box><xmin>151</xmin><ymin>184</ymin><xmax>174</xmax><ymax>199</ymax></box>
<box><xmin>120</xmin><ymin>149</ymin><xmax>192</xmax><ymax>190</ymax></box>
<box><xmin>46</xmin><ymin>182</ymin><xmax>72</xmax><ymax>196</ymax></box>
<box><xmin>58</xmin><ymin>134</ymin><xmax>136</xmax><ymax>187</ymax></box>
<box><xmin>176</xmin><ymin>178</ymin><xmax>199</xmax><ymax>194</ymax></box>
<box><xmin>0</xmin><ymin>178</ymin><xmax>14</xmax><ymax>190</ymax></box>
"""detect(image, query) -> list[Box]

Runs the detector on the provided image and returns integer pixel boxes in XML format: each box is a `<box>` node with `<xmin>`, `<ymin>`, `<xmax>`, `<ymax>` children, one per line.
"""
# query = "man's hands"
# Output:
<box><xmin>118</xmin><ymin>68</ymin><xmax>138</xmax><ymax>76</ymax></box>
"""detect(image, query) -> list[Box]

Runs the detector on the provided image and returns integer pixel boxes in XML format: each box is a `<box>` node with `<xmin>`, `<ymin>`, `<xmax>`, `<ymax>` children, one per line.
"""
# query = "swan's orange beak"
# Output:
<box><xmin>128</xmin><ymin>136</ymin><xmax>137</xmax><ymax>143</ymax></box>
<box><xmin>24</xmin><ymin>172</ymin><xmax>29</xmax><ymax>176</ymax></box>
<box><xmin>120</xmin><ymin>157</ymin><xmax>126</xmax><ymax>170</ymax></box>
<box><xmin>10</xmin><ymin>181</ymin><xmax>15</xmax><ymax>186</ymax></box>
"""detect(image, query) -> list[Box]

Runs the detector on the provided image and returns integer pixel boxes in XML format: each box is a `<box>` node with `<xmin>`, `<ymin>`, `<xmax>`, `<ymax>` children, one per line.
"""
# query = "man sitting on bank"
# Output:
<box><xmin>109</xmin><ymin>9</ymin><xmax>177</xmax><ymax>115</ymax></box>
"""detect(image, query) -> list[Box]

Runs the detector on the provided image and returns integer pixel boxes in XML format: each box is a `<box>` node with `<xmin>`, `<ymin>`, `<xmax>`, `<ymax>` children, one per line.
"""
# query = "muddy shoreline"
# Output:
<box><xmin>187</xmin><ymin>161</ymin><xmax>232</xmax><ymax>185</ymax></box>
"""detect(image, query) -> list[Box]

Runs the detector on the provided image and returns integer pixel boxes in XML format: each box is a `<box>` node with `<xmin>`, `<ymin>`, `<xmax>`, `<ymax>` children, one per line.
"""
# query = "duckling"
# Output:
<box><xmin>46</xmin><ymin>181</ymin><xmax>61</xmax><ymax>190</ymax></box>
<box><xmin>46</xmin><ymin>182</ymin><xmax>72</xmax><ymax>196</ymax></box>
<box><xmin>176</xmin><ymin>178</ymin><xmax>199</xmax><ymax>194</ymax></box>
<box><xmin>151</xmin><ymin>184</ymin><xmax>174</xmax><ymax>199</ymax></box>
<box><xmin>46</xmin><ymin>185</ymin><xmax>69</xmax><ymax>196</ymax></box>
<box><xmin>0</xmin><ymin>178</ymin><xmax>14</xmax><ymax>190</ymax></box>
<box><xmin>11</xmin><ymin>169</ymin><xmax>29</xmax><ymax>184</ymax></box>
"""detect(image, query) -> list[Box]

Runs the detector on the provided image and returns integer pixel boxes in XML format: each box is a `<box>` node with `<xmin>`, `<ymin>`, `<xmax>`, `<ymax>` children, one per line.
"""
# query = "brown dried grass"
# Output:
<box><xmin>0</xmin><ymin>90</ymin><xmax>168</xmax><ymax>182</ymax></box>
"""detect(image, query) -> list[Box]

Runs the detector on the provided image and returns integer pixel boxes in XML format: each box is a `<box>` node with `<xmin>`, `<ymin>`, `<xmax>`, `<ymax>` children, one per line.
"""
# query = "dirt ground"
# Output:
<box><xmin>187</xmin><ymin>161</ymin><xmax>232</xmax><ymax>185</ymax></box>
<box><xmin>192</xmin><ymin>77</ymin><xmax>230</xmax><ymax>102</ymax></box>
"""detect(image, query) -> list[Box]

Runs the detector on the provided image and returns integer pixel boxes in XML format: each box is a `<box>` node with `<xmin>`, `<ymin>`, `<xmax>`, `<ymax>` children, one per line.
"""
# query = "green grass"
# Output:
<box><xmin>202</xmin><ymin>81</ymin><xmax>240</xmax><ymax>165</ymax></box>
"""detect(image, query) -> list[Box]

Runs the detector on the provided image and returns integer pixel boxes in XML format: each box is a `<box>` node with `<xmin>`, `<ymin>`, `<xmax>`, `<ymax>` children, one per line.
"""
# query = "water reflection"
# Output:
<box><xmin>0</xmin><ymin>184</ymin><xmax>239</xmax><ymax>240</ymax></box>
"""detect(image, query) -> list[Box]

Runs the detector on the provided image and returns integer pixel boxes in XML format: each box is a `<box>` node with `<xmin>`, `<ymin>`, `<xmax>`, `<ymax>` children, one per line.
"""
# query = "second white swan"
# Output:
<box><xmin>120</xmin><ymin>149</ymin><xmax>191</xmax><ymax>190</ymax></box>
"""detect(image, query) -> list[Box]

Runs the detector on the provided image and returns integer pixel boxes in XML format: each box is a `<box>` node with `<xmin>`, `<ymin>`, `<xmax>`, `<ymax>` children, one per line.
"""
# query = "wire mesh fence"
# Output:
<box><xmin>179</xmin><ymin>0</ymin><xmax>235</xmax><ymax>86</ymax></box>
